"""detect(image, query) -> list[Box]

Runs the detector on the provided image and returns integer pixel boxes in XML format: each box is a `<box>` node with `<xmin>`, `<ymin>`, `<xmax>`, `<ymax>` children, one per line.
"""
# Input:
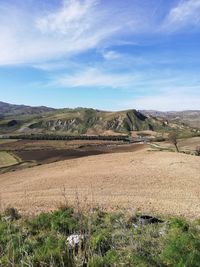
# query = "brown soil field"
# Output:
<box><xmin>0</xmin><ymin>139</ymin><xmax>124</xmax><ymax>151</ymax></box>
<box><xmin>15</xmin><ymin>143</ymin><xmax>145</xmax><ymax>163</ymax></box>
<box><xmin>15</xmin><ymin>149</ymin><xmax>105</xmax><ymax>163</ymax></box>
<box><xmin>0</xmin><ymin>139</ymin><xmax>145</xmax><ymax>172</ymax></box>
<box><xmin>0</xmin><ymin>148</ymin><xmax>200</xmax><ymax>218</ymax></box>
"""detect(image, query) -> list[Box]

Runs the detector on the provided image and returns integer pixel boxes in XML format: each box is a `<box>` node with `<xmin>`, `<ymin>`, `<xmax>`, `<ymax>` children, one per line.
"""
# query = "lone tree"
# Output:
<box><xmin>168</xmin><ymin>133</ymin><xmax>179</xmax><ymax>152</ymax></box>
<box><xmin>195</xmin><ymin>146</ymin><xmax>200</xmax><ymax>156</ymax></box>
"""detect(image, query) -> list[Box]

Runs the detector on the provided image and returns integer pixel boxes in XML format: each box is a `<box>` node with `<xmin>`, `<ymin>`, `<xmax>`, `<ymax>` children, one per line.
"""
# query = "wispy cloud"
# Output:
<box><xmin>102</xmin><ymin>50</ymin><xmax>122</xmax><ymax>60</ymax></box>
<box><xmin>0</xmin><ymin>0</ymin><xmax>144</xmax><ymax>66</ymax></box>
<box><xmin>0</xmin><ymin>0</ymin><xmax>199</xmax><ymax>66</ymax></box>
<box><xmin>52</xmin><ymin>67</ymin><xmax>138</xmax><ymax>88</ymax></box>
<box><xmin>162</xmin><ymin>0</ymin><xmax>200</xmax><ymax>31</ymax></box>
<box><xmin>32</xmin><ymin>61</ymin><xmax>68</xmax><ymax>71</ymax></box>
<box><xmin>0</xmin><ymin>0</ymin><xmax>200</xmax><ymax>112</ymax></box>
<box><xmin>49</xmin><ymin>64</ymin><xmax>200</xmax><ymax>94</ymax></box>
<box><xmin>36</xmin><ymin>0</ymin><xmax>98</xmax><ymax>35</ymax></box>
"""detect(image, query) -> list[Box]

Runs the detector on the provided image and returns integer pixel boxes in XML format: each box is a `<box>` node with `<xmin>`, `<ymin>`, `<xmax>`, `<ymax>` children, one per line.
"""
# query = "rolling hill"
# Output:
<box><xmin>0</xmin><ymin>101</ymin><xmax>199</xmax><ymax>136</ymax></box>
<box><xmin>0</xmin><ymin>101</ymin><xmax>55</xmax><ymax>116</ymax></box>
<box><xmin>141</xmin><ymin>110</ymin><xmax>200</xmax><ymax>129</ymax></box>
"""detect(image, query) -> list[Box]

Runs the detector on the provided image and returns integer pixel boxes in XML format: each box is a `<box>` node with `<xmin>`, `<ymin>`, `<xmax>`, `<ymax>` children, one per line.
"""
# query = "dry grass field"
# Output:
<box><xmin>0</xmin><ymin>151</ymin><xmax>19</xmax><ymax>168</ymax></box>
<box><xmin>153</xmin><ymin>137</ymin><xmax>200</xmax><ymax>153</ymax></box>
<box><xmin>170</xmin><ymin>137</ymin><xmax>200</xmax><ymax>151</ymax></box>
<box><xmin>0</xmin><ymin>147</ymin><xmax>200</xmax><ymax>218</ymax></box>
<box><xmin>0</xmin><ymin>139</ymin><xmax>18</xmax><ymax>144</ymax></box>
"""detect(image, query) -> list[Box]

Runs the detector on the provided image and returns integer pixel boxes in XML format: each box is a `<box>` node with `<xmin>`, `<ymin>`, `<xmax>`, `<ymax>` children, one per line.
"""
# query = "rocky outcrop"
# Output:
<box><xmin>29</xmin><ymin>118</ymin><xmax>81</xmax><ymax>132</ymax></box>
<box><xmin>27</xmin><ymin>110</ymin><xmax>173</xmax><ymax>134</ymax></box>
<box><xmin>106</xmin><ymin>116</ymin><xmax>124</xmax><ymax>131</ymax></box>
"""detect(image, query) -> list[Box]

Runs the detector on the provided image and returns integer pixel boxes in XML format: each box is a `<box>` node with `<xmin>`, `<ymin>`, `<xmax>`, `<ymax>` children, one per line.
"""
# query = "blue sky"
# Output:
<box><xmin>0</xmin><ymin>0</ymin><xmax>200</xmax><ymax>111</ymax></box>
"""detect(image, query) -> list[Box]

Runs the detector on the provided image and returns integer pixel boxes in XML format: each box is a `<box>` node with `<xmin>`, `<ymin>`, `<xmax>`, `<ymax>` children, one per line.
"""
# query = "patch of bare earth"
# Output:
<box><xmin>0</xmin><ymin>149</ymin><xmax>200</xmax><ymax>218</ymax></box>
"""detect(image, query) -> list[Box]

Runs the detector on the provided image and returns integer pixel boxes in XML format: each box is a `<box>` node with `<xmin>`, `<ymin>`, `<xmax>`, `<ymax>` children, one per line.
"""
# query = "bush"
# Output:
<box><xmin>27</xmin><ymin>207</ymin><xmax>78</xmax><ymax>235</ymax></box>
<box><xmin>161</xmin><ymin>228</ymin><xmax>200</xmax><ymax>267</ymax></box>
<box><xmin>87</xmin><ymin>255</ymin><xmax>104</xmax><ymax>267</ymax></box>
<box><xmin>90</xmin><ymin>229</ymin><xmax>112</xmax><ymax>255</ymax></box>
<box><xmin>195</xmin><ymin>146</ymin><xmax>200</xmax><ymax>156</ymax></box>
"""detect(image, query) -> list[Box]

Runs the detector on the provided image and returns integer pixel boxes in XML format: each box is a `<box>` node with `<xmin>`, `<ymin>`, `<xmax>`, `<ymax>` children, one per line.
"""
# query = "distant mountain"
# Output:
<box><xmin>0</xmin><ymin>101</ymin><xmax>198</xmax><ymax>136</ymax></box>
<box><xmin>141</xmin><ymin>110</ymin><xmax>200</xmax><ymax>129</ymax></box>
<box><xmin>0</xmin><ymin>101</ymin><xmax>55</xmax><ymax>116</ymax></box>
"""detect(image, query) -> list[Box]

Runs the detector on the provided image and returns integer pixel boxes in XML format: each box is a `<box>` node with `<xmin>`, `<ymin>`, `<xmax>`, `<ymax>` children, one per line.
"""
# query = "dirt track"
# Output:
<box><xmin>0</xmin><ymin>149</ymin><xmax>200</xmax><ymax>218</ymax></box>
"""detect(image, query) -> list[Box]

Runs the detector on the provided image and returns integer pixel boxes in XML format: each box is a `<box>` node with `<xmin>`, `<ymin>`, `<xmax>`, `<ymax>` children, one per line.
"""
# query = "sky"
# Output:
<box><xmin>0</xmin><ymin>0</ymin><xmax>200</xmax><ymax>111</ymax></box>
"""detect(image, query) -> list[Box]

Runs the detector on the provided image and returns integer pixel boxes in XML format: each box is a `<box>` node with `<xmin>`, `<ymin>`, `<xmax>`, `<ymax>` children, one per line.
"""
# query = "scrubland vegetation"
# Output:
<box><xmin>1</xmin><ymin>206</ymin><xmax>200</xmax><ymax>267</ymax></box>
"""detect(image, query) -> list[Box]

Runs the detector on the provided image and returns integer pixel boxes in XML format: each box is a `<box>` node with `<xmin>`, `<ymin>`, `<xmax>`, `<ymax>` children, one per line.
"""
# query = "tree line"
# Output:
<box><xmin>6</xmin><ymin>134</ymin><xmax>131</xmax><ymax>142</ymax></box>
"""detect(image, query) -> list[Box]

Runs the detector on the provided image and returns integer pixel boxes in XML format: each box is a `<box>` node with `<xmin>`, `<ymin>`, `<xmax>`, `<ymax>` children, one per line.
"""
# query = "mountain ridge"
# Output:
<box><xmin>141</xmin><ymin>110</ymin><xmax>200</xmax><ymax>129</ymax></box>
<box><xmin>0</xmin><ymin>101</ymin><xmax>55</xmax><ymax>116</ymax></box>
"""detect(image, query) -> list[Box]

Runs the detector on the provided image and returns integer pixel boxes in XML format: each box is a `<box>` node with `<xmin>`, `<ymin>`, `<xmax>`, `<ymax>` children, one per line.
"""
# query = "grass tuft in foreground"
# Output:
<box><xmin>0</xmin><ymin>206</ymin><xmax>200</xmax><ymax>266</ymax></box>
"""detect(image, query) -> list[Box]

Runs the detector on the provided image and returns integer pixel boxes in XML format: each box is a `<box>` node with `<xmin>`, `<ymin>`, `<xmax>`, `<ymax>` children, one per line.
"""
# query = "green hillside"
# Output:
<box><xmin>0</xmin><ymin>104</ymin><xmax>197</xmax><ymax>137</ymax></box>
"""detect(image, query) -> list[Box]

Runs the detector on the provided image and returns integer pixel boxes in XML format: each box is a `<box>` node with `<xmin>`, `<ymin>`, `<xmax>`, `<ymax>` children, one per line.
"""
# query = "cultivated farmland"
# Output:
<box><xmin>0</xmin><ymin>148</ymin><xmax>200</xmax><ymax>218</ymax></box>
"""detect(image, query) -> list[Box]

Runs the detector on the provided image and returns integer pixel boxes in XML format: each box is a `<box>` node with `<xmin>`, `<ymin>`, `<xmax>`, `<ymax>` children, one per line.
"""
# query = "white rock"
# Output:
<box><xmin>67</xmin><ymin>234</ymin><xmax>84</xmax><ymax>248</ymax></box>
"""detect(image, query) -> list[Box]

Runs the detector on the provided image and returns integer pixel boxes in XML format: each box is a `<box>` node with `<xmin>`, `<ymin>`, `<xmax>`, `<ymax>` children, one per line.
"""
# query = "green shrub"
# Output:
<box><xmin>88</xmin><ymin>255</ymin><xmax>104</xmax><ymax>267</ymax></box>
<box><xmin>103</xmin><ymin>249</ymin><xmax>121</xmax><ymax>265</ymax></box>
<box><xmin>90</xmin><ymin>229</ymin><xmax>112</xmax><ymax>255</ymax></box>
<box><xmin>50</xmin><ymin>209</ymin><xmax>79</xmax><ymax>234</ymax></box>
<box><xmin>27</xmin><ymin>207</ymin><xmax>78</xmax><ymax>235</ymax></box>
<box><xmin>169</xmin><ymin>217</ymin><xmax>190</xmax><ymax>231</ymax></box>
<box><xmin>31</xmin><ymin>234</ymin><xmax>74</xmax><ymax>266</ymax></box>
<box><xmin>161</xmin><ymin>228</ymin><xmax>200</xmax><ymax>267</ymax></box>
<box><xmin>28</xmin><ymin>212</ymin><xmax>52</xmax><ymax>233</ymax></box>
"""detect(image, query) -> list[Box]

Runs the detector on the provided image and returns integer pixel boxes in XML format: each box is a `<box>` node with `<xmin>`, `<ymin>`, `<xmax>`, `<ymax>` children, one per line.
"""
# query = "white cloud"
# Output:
<box><xmin>53</xmin><ymin>68</ymin><xmax>138</xmax><ymax>88</ymax></box>
<box><xmin>1</xmin><ymin>0</ymin><xmax>199</xmax><ymax>66</ymax></box>
<box><xmin>163</xmin><ymin>0</ymin><xmax>200</xmax><ymax>30</ymax></box>
<box><xmin>0</xmin><ymin>0</ymin><xmax>142</xmax><ymax>66</ymax></box>
<box><xmin>32</xmin><ymin>62</ymin><xmax>68</xmax><ymax>71</ymax></box>
<box><xmin>102</xmin><ymin>50</ymin><xmax>122</xmax><ymax>60</ymax></box>
<box><xmin>36</xmin><ymin>0</ymin><xmax>98</xmax><ymax>35</ymax></box>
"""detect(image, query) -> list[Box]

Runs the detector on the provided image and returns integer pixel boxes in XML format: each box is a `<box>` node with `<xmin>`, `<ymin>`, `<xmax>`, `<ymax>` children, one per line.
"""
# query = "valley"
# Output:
<box><xmin>0</xmin><ymin>102</ymin><xmax>200</xmax><ymax>218</ymax></box>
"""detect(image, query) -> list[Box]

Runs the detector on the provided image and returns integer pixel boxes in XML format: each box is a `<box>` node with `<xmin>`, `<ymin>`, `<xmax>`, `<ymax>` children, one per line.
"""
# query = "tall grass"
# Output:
<box><xmin>0</xmin><ymin>205</ymin><xmax>200</xmax><ymax>266</ymax></box>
